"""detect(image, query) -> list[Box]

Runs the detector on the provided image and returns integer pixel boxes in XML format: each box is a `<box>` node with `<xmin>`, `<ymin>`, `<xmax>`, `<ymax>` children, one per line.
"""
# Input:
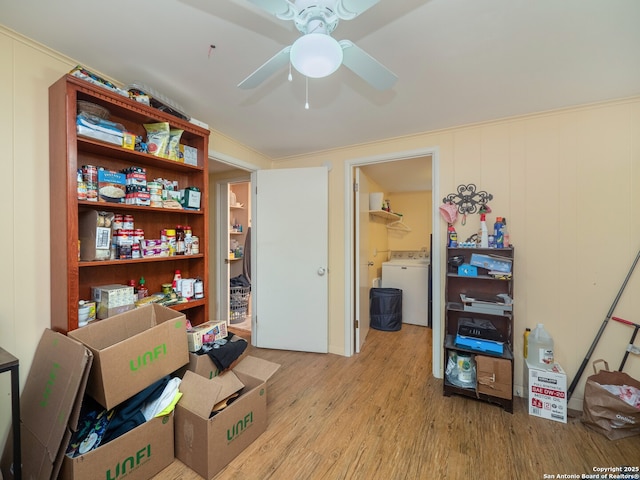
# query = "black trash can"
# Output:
<box><xmin>369</xmin><ymin>288</ymin><xmax>403</xmax><ymax>331</ymax></box>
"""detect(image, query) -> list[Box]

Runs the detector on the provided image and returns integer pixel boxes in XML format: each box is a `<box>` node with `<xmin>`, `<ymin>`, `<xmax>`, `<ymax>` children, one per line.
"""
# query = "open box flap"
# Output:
<box><xmin>21</xmin><ymin>329</ymin><xmax>93</xmax><ymax>460</ymax></box>
<box><xmin>179</xmin><ymin>370</ymin><xmax>223</xmax><ymax>418</ymax></box>
<box><xmin>232</xmin><ymin>355</ymin><xmax>281</xmax><ymax>382</ymax></box>
<box><xmin>2</xmin><ymin>329</ymin><xmax>92</xmax><ymax>479</ymax></box>
<box><xmin>212</xmin><ymin>370</ymin><xmax>245</xmax><ymax>403</ymax></box>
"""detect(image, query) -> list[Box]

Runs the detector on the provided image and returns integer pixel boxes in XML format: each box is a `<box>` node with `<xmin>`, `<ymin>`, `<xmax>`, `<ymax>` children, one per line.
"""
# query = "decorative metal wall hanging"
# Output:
<box><xmin>442</xmin><ymin>184</ymin><xmax>493</xmax><ymax>224</ymax></box>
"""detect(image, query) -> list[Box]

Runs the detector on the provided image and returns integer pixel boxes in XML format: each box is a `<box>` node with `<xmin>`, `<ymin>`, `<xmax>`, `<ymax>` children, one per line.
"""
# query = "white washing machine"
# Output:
<box><xmin>381</xmin><ymin>250</ymin><xmax>430</xmax><ymax>327</ymax></box>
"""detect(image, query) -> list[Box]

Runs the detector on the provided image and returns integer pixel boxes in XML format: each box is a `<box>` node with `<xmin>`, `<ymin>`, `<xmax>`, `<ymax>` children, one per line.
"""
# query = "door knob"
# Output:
<box><xmin>317</xmin><ymin>267</ymin><xmax>326</xmax><ymax>276</ymax></box>
<box><xmin>368</xmin><ymin>261</ymin><xmax>374</xmax><ymax>266</ymax></box>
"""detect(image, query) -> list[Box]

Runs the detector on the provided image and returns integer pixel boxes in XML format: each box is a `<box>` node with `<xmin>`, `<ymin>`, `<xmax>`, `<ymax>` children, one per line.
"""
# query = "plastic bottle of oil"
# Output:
<box><xmin>447</xmin><ymin>225</ymin><xmax>458</xmax><ymax>247</ymax></box>
<box><xmin>523</xmin><ymin>327</ymin><xmax>531</xmax><ymax>359</ymax></box>
<box><xmin>528</xmin><ymin>323</ymin><xmax>554</xmax><ymax>368</ymax></box>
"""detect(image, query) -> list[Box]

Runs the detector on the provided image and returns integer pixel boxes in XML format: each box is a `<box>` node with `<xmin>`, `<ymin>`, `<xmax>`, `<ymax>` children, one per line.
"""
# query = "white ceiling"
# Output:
<box><xmin>362</xmin><ymin>156</ymin><xmax>433</xmax><ymax>193</ymax></box>
<box><xmin>2</xmin><ymin>0</ymin><xmax>639</xmax><ymax>173</ymax></box>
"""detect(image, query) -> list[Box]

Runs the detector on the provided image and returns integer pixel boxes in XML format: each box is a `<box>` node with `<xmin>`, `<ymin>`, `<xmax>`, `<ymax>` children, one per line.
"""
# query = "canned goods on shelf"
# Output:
<box><xmin>123</xmin><ymin>215</ymin><xmax>134</xmax><ymax>230</ymax></box>
<box><xmin>82</xmin><ymin>165</ymin><xmax>97</xmax><ymax>183</ymax></box>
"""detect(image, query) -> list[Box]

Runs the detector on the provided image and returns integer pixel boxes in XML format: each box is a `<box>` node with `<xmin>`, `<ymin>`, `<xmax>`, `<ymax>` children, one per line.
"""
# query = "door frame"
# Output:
<box><xmin>209</xmin><ymin>151</ymin><xmax>257</xmax><ymax>322</ymax></box>
<box><xmin>214</xmin><ymin>174</ymin><xmax>251</xmax><ymax>321</ymax></box>
<box><xmin>343</xmin><ymin>146</ymin><xmax>443</xmax><ymax>379</ymax></box>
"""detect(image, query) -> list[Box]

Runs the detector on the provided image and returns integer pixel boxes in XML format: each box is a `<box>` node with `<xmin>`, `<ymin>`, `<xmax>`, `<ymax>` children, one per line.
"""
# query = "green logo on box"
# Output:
<box><xmin>106</xmin><ymin>444</ymin><xmax>151</xmax><ymax>479</ymax></box>
<box><xmin>129</xmin><ymin>344</ymin><xmax>167</xmax><ymax>371</ymax></box>
<box><xmin>227</xmin><ymin>412</ymin><xmax>253</xmax><ymax>443</ymax></box>
<box><xmin>41</xmin><ymin>362</ymin><xmax>61</xmax><ymax>408</ymax></box>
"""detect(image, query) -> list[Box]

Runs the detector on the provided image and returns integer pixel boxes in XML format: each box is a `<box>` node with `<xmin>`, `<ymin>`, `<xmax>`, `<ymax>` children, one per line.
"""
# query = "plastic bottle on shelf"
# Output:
<box><xmin>137</xmin><ymin>277</ymin><xmax>149</xmax><ymax>300</ymax></box>
<box><xmin>194</xmin><ymin>277</ymin><xmax>204</xmax><ymax>299</ymax></box>
<box><xmin>184</xmin><ymin>225</ymin><xmax>193</xmax><ymax>255</ymax></box>
<box><xmin>479</xmin><ymin>214</ymin><xmax>489</xmax><ymax>248</ymax></box>
<box><xmin>127</xmin><ymin>279</ymin><xmax>138</xmax><ymax>296</ymax></box>
<box><xmin>172</xmin><ymin>269</ymin><xmax>182</xmax><ymax>294</ymax></box>
<box><xmin>447</xmin><ymin>225</ymin><xmax>458</xmax><ymax>247</ymax></box>
<box><xmin>175</xmin><ymin>225</ymin><xmax>185</xmax><ymax>255</ymax></box>
<box><xmin>523</xmin><ymin>327</ymin><xmax>531</xmax><ymax>359</ymax></box>
<box><xmin>502</xmin><ymin>217</ymin><xmax>510</xmax><ymax>247</ymax></box>
<box><xmin>528</xmin><ymin>324</ymin><xmax>554</xmax><ymax>368</ymax></box>
<box><xmin>494</xmin><ymin>216</ymin><xmax>504</xmax><ymax>248</ymax></box>
<box><xmin>191</xmin><ymin>235</ymin><xmax>200</xmax><ymax>255</ymax></box>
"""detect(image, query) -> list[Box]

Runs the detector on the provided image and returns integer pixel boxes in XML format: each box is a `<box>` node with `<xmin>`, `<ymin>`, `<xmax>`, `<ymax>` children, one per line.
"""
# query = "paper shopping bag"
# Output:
<box><xmin>581</xmin><ymin>360</ymin><xmax>640</xmax><ymax>440</ymax></box>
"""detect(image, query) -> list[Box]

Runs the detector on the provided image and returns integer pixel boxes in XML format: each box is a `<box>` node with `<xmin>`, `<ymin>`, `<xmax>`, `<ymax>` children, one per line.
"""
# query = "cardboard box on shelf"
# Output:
<box><xmin>476</xmin><ymin>355</ymin><xmax>512</xmax><ymax>399</ymax></box>
<box><xmin>78</xmin><ymin>210</ymin><xmax>113</xmax><ymax>261</ymax></box>
<box><xmin>97</xmin><ymin>169</ymin><xmax>126</xmax><ymax>203</ymax></box>
<box><xmin>68</xmin><ymin>304</ymin><xmax>189</xmax><ymax>410</ymax></box>
<box><xmin>524</xmin><ymin>359</ymin><xmax>567</xmax><ymax>423</ymax></box>
<box><xmin>91</xmin><ymin>284</ymin><xmax>135</xmax><ymax>319</ymax></box>
<box><xmin>60</xmin><ymin>411</ymin><xmax>174</xmax><ymax>480</ymax></box>
<box><xmin>469</xmin><ymin>253</ymin><xmax>512</xmax><ymax>273</ymax></box>
<box><xmin>180</xmin><ymin>144</ymin><xmax>198</xmax><ymax>165</ymax></box>
<box><xmin>180</xmin><ymin>187</ymin><xmax>201</xmax><ymax>210</ymax></box>
<box><xmin>175</xmin><ymin>356</ymin><xmax>280</xmax><ymax>480</ymax></box>
<box><xmin>0</xmin><ymin>329</ymin><xmax>93</xmax><ymax>480</ymax></box>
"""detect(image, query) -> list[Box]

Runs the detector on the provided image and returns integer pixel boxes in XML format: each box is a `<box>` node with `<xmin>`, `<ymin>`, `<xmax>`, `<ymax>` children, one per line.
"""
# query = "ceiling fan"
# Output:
<box><xmin>238</xmin><ymin>0</ymin><xmax>398</xmax><ymax>91</ymax></box>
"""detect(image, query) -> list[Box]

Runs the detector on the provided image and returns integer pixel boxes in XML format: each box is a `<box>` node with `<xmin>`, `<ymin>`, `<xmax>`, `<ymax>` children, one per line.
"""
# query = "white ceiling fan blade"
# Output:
<box><xmin>238</xmin><ymin>45</ymin><xmax>292</xmax><ymax>89</ymax></box>
<box><xmin>336</xmin><ymin>0</ymin><xmax>380</xmax><ymax>19</ymax></box>
<box><xmin>245</xmin><ymin>0</ymin><xmax>296</xmax><ymax>20</ymax></box>
<box><xmin>339</xmin><ymin>40</ymin><xmax>397</xmax><ymax>90</ymax></box>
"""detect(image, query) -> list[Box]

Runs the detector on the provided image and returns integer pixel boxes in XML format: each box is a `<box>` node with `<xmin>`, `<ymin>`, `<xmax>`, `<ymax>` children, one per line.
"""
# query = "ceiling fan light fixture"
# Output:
<box><xmin>290</xmin><ymin>33</ymin><xmax>343</xmax><ymax>78</ymax></box>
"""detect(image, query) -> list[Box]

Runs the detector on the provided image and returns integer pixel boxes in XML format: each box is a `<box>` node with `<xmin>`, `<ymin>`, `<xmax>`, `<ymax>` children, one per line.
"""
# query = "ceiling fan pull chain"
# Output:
<box><xmin>305</xmin><ymin>77</ymin><xmax>310</xmax><ymax>110</ymax></box>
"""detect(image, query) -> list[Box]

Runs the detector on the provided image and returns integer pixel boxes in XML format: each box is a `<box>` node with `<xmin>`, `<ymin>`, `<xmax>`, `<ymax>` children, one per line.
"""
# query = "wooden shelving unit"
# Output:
<box><xmin>443</xmin><ymin>246</ymin><xmax>515</xmax><ymax>412</ymax></box>
<box><xmin>49</xmin><ymin>74</ymin><xmax>210</xmax><ymax>333</ymax></box>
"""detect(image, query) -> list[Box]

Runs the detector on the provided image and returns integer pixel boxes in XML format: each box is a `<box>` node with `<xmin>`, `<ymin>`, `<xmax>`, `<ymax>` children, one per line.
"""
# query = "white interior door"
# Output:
<box><xmin>355</xmin><ymin>168</ymin><xmax>370</xmax><ymax>353</ymax></box>
<box><xmin>251</xmin><ymin>167</ymin><xmax>328</xmax><ymax>352</ymax></box>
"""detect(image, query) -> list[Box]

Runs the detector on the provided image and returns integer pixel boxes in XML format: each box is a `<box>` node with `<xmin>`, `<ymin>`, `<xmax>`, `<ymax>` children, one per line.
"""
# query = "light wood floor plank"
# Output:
<box><xmin>154</xmin><ymin>325</ymin><xmax>640</xmax><ymax>480</ymax></box>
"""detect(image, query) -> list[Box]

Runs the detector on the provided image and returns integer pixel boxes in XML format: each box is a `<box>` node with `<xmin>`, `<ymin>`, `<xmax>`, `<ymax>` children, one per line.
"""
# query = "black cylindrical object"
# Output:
<box><xmin>369</xmin><ymin>288</ymin><xmax>403</xmax><ymax>331</ymax></box>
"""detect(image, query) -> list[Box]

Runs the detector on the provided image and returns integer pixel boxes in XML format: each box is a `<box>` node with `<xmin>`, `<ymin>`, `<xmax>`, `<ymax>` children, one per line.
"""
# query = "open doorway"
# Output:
<box><xmin>344</xmin><ymin>147</ymin><xmax>442</xmax><ymax>378</ymax></box>
<box><xmin>210</xmin><ymin>159</ymin><xmax>253</xmax><ymax>340</ymax></box>
<box><xmin>227</xmin><ymin>180</ymin><xmax>252</xmax><ymax>333</ymax></box>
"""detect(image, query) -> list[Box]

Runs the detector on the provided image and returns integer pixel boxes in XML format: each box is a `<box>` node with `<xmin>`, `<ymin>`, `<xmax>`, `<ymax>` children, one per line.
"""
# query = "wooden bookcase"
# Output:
<box><xmin>49</xmin><ymin>74</ymin><xmax>210</xmax><ymax>333</ymax></box>
<box><xmin>443</xmin><ymin>246</ymin><xmax>515</xmax><ymax>412</ymax></box>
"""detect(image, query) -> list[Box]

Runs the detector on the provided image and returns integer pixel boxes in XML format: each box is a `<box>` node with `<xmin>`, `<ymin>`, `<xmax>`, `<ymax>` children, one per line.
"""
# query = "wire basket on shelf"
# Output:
<box><xmin>230</xmin><ymin>286</ymin><xmax>250</xmax><ymax>324</ymax></box>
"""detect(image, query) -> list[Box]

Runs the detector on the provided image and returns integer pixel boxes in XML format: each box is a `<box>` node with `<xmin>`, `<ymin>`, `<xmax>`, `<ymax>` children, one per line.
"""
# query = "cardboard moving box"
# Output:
<box><xmin>68</xmin><ymin>303</ymin><xmax>189</xmax><ymax>409</ymax></box>
<box><xmin>476</xmin><ymin>355</ymin><xmax>513</xmax><ymax>400</ymax></box>
<box><xmin>178</xmin><ymin>334</ymin><xmax>248</xmax><ymax>381</ymax></box>
<box><xmin>175</xmin><ymin>356</ymin><xmax>280</xmax><ymax>480</ymax></box>
<box><xmin>60</xmin><ymin>411</ymin><xmax>175</xmax><ymax>480</ymax></box>
<box><xmin>0</xmin><ymin>329</ymin><xmax>93</xmax><ymax>480</ymax></box>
